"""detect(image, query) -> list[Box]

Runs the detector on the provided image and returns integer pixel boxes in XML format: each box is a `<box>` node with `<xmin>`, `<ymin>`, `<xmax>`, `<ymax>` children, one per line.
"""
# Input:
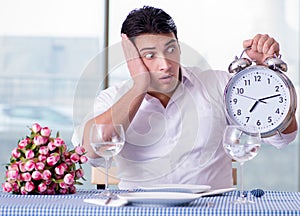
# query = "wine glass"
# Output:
<box><xmin>222</xmin><ymin>125</ymin><xmax>261</xmax><ymax>204</ymax></box>
<box><xmin>90</xmin><ymin>124</ymin><xmax>125</xmax><ymax>196</ymax></box>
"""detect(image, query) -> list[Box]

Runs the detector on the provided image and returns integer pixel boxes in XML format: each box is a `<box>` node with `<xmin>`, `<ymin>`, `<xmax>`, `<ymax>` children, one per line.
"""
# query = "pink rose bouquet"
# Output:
<box><xmin>2</xmin><ymin>123</ymin><xmax>88</xmax><ymax>195</ymax></box>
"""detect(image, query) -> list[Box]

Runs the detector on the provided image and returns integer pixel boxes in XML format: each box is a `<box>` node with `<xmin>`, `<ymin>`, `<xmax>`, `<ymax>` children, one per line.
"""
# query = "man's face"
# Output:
<box><xmin>134</xmin><ymin>33</ymin><xmax>181</xmax><ymax>96</ymax></box>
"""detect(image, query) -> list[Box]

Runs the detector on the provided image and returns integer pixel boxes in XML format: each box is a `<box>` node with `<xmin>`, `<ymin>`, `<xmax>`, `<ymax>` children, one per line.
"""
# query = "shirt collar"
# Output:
<box><xmin>180</xmin><ymin>66</ymin><xmax>195</xmax><ymax>87</ymax></box>
<box><xmin>144</xmin><ymin>66</ymin><xmax>194</xmax><ymax>103</ymax></box>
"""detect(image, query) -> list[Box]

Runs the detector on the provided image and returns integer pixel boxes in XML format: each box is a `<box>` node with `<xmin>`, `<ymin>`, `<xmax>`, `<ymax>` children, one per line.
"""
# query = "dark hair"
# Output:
<box><xmin>121</xmin><ymin>6</ymin><xmax>178</xmax><ymax>40</ymax></box>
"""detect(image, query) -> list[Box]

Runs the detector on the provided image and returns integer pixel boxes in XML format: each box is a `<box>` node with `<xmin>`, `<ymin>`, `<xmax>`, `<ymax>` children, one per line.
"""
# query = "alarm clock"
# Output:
<box><xmin>224</xmin><ymin>48</ymin><xmax>297</xmax><ymax>138</ymax></box>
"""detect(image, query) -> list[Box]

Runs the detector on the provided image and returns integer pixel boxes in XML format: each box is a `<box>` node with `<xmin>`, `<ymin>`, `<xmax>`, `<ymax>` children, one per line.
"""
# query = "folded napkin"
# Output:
<box><xmin>84</xmin><ymin>198</ymin><xmax>128</xmax><ymax>207</ymax></box>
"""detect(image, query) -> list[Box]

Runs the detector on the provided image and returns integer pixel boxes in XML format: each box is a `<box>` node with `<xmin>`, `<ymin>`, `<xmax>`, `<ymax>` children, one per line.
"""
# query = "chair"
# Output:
<box><xmin>232</xmin><ymin>167</ymin><xmax>237</xmax><ymax>186</ymax></box>
<box><xmin>92</xmin><ymin>164</ymin><xmax>238</xmax><ymax>188</ymax></box>
<box><xmin>91</xmin><ymin>166</ymin><xmax>119</xmax><ymax>189</ymax></box>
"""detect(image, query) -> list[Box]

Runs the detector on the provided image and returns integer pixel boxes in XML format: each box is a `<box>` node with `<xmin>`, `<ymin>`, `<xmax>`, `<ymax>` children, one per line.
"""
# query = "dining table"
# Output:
<box><xmin>0</xmin><ymin>188</ymin><xmax>299</xmax><ymax>216</ymax></box>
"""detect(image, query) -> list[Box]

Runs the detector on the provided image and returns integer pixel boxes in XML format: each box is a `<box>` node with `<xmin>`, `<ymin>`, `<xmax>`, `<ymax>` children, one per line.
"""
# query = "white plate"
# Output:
<box><xmin>138</xmin><ymin>184</ymin><xmax>211</xmax><ymax>193</ymax></box>
<box><xmin>199</xmin><ymin>187</ymin><xmax>237</xmax><ymax>197</ymax></box>
<box><xmin>117</xmin><ymin>192</ymin><xmax>202</xmax><ymax>206</ymax></box>
<box><xmin>84</xmin><ymin>198</ymin><xmax>128</xmax><ymax>207</ymax></box>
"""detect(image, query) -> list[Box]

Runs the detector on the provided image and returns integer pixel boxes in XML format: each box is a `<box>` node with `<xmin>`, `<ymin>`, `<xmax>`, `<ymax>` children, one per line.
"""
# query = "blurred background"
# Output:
<box><xmin>0</xmin><ymin>0</ymin><xmax>299</xmax><ymax>191</ymax></box>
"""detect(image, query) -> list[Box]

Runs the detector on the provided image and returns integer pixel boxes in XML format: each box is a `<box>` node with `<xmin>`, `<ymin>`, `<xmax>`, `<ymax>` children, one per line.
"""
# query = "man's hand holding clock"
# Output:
<box><xmin>243</xmin><ymin>33</ymin><xmax>280</xmax><ymax>65</ymax></box>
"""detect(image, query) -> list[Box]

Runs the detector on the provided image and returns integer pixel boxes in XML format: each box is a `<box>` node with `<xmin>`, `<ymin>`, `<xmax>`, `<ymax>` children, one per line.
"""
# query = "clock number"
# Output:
<box><xmin>254</xmin><ymin>75</ymin><xmax>261</xmax><ymax>82</ymax></box>
<box><xmin>244</xmin><ymin>80</ymin><xmax>251</xmax><ymax>86</ymax></box>
<box><xmin>245</xmin><ymin>117</ymin><xmax>250</xmax><ymax>123</ymax></box>
<box><xmin>279</xmin><ymin>97</ymin><xmax>284</xmax><ymax>103</ymax></box>
<box><xmin>232</xmin><ymin>98</ymin><xmax>238</xmax><ymax>104</ymax></box>
<box><xmin>237</xmin><ymin>109</ymin><xmax>242</xmax><ymax>116</ymax></box>
<box><xmin>268</xmin><ymin>116</ymin><xmax>272</xmax><ymax>123</ymax></box>
<box><xmin>275</xmin><ymin>108</ymin><xmax>280</xmax><ymax>114</ymax></box>
<box><xmin>267</xmin><ymin>78</ymin><xmax>271</xmax><ymax>84</ymax></box>
<box><xmin>236</xmin><ymin>88</ymin><xmax>244</xmax><ymax>94</ymax></box>
<box><xmin>256</xmin><ymin>120</ymin><xmax>261</xmax><ymax>126</ymax></box>
<box><xmin>275</xmin><ymin>86</ymin><xmax>280</xmax><ymax>92</ymax></box>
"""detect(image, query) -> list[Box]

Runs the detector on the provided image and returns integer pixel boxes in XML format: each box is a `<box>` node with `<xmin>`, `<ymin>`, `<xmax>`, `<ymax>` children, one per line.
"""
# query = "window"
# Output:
<box><xmin>0</xmin><ymin>0</ymin><xmax>105</xmax><ymax>189</ymax></box>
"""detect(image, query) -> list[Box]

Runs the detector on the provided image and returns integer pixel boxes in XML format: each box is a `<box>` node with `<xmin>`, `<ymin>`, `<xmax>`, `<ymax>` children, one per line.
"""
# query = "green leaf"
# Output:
<box><xmin>74</xmin><ymin>181</ymin><xmax>83</xmax><ymax>185</ymax></box>
<box><xmin>31</xmin><ymin>143</ymin><xmax>37</xmax><ymax>150</ymax></box>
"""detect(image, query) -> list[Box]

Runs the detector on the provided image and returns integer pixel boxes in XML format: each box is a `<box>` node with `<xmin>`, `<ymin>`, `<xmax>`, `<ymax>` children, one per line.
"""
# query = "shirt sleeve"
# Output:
<box><xmin>262</xmin><ymin>130</ymin><xmax>297</xmax><ymax>149</ymax></box>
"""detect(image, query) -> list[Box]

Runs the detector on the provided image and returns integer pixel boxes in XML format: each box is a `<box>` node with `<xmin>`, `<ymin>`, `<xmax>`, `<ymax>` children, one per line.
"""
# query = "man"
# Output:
<box><xmin>73</xmin><ymin>6</ymin><xmax>298</xmax><ymax>189</ymax></box>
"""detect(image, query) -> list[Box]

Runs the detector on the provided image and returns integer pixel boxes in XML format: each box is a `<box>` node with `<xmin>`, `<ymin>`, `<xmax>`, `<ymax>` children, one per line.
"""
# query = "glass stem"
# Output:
<box><xmin>104</xmin><ymin>157</ymin><xmax>109</xmax><ymax>190</ymax></box>
<box><xmin>240</xmin><ymin>162</ymin><xmax>245</xmax><ymax>200</ymax></box>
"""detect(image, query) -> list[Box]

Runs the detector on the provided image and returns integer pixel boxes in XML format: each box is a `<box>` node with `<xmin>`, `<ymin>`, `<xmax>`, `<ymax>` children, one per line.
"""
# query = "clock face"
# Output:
<box><xmin>224</xmin><ymin>66</ymin><xmax>294</xmax><ymax>137</ymax></box>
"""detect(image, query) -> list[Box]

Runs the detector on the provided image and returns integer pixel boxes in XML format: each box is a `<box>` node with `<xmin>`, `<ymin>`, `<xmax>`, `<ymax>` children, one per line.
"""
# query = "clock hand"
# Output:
<box><xmin>236</xmin><ymin>94</ymin><xmax>267</xmax><ymax>104</ymax></box>
<box><xmin>249</xmin><ymin>94</ymin><xmax>282</xmax><ymax>113</ymax></box>
<box><xmin>258</xmin><ymin>94</ymin><xmax>281</xmax><ymax>102</ymax></box>
<box><xmin>236</xmin><ymin>94</ymin><xmax>256</xmax><ymax>101</ymax></box>
<box><xmin>249</xmin><ymin>101</ymin><xmax>259</xmax><ymax>113</ymax></box>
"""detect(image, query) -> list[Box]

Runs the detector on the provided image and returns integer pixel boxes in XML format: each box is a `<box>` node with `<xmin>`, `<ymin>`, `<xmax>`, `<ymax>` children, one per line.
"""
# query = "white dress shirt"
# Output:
<box><xmin>72</xmin><ymin>66</ymin><xmax>297</xmax><ymax>189</ymax></box>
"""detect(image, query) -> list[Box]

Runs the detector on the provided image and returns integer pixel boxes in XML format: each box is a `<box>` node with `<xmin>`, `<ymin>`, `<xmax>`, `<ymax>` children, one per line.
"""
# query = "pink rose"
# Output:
<box><xmin>25</xmin><ymin>149</ymin><xmax>34</xmax><ymax>159</ymax></box>
<box><xmin>8</xmin><ymin>163</ymin><xmax>19</xmax><ymax>171</ymax></box>
<box><xmin>61</xmin><ymin>162</ymin><xmax>68</xmax><ymax>169</ymax></box>
<box><xmin>44</xmin><ymin>180</ymin><xmax>52</xmax><ymax>185</ymax></box>
<box><xmin>75</xmin><ymin>169</ymin><xmax>84</xmax><ymax>179</ymax></box>
<box><xmin>19</xmin><ymin>162</ymin><xmax>26</xmax><ymax>172</ymax></box>
<box><xmin>20</xmin><ymin>186</ymin><xmax>28</xmax><ymax>195</ymax></box>
<box><xmin>31</xmin><ymin>123</ymin><xmax>41</xmax><ymax>133</ymax></box>
<box><xmin>38</xmin><ymin>154</ymin><xmax>47</xmax><ymax>162</ymax></box>
<box><xmin>11</xmin><ymin>182</ymin><xmax>19</xmax><ymax>192</ymax></box>
<box><xmin>38</xmin><ymin>182</ymin><xmax>47</xmax><ymax>193</ymax></box>
<box><xmin>35</xmin><ymin>162</ymin><xmax>45</xmax><ymax>171</ymax></box>
<box><xmin>63</xmin><ymin>173</ymin><xmax>74</xmax><ymax>185</ymax></box>
<box><xmin>12</xmin><ymin>148</ymin><xmax>21</xmax><ymax>159</ymax></box>
<box><xmin>24</xmin><ymin>160</ymin><xmax>35</xmax><ymax>172</ymax></box>
<box><xmin>47</xmin><ymin>141</ymin><xmax>56</xmax><ymax>151</ymax></box>
<box><xmin>41</xmin><ymin>127</ymin><xmax>51</xmax><ymax>137</ymax></box>
<box><xmin>46</xmin><ymin>188</ymin><xmax>55</xmax><ymax>195</ymax></box>
<box><xmin>25</xmin><ymin>181</ymin><xmax>35</xmax><ymax>192</ymax></box>
<box><xmin>69</xmin><ymin>185</ymin><xmax>76</xmax><ymax>194</ymax></box>
<box><xmin>64</xmin><ymin>158</ymin><xmax>73</xmax><ymax>166</ymax></box>
<box><xmin>59</xmin><ymin>188</ymin><xmax>69</xmax><ymax>194</ymax></box>
<box><xmin>75</xmin><ymin>146</ymin><xmax>85</xmax><ymax>155</ymax></box>
<box><xmin>33</xmin><ymin>135</ymin><xmax>47</xmax><ymax>146</ymax></box>
<box><xmin>49</xmin><ymin>183</ymin><xmax>58</xmax><ymax>190</ymax></box>
<box><xmin>46</xmin><ymin>154</ymin><xmax>60</xmax><ymax>166</ymax></box>
<box><xmin>43</xmin><ymin>170</ymin><xmax>52</xmax><ymax>180</ymax></box>
<box><xmin>80</xmin><ymin>155</ymin><xmax>88</xmax><ymax>164</ymax></box>
<box><xmin>6</xmin><ymin>170</ymin><xmax>19</xmax><ymax>180</ymax></box>
<box><xmin>70</xmin><ymin>153</ymin><xmax>80</xmax><ymax>163</ymax></box>
<box><xmin>32</xmin><ymin>171</ymin><xmax>43</xmax><ymax>180</ymax></box>
<box><xmin>63</xmin><ymin>152</ymin><xmax>71</xmax><ymax>158</ymax></box>
<box><xmin>54</xmin><ymin>163</ymin><xmax>67</xmax><ymax>176</ymax></box>
<box><xmin>18</xmin><ymin>138</ymin><xmax>30</xmax><ymax>148</ymax></box>
<box><xmin>21</xmin><ymin>172</ymin><xmax>31</xmax><ymax>182</ymax></box>
<box><xmin>53</xmin><ymin>137</ymin><xmax>65</xmax><ymax>147</ymax></box>
<box><xmin>2</xmin><ymin>182</ymin><xmax>13</xmax><ymax>192</ymax></box>
<box><xmin>59</xmin><ymin>182</ymin><xmax>68</xmax><ymax>189</ymax></box>
<box><xmin>39</xmin><ymin>146</ymin><xmax>49</xmax><ymax>155</ymax></box>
